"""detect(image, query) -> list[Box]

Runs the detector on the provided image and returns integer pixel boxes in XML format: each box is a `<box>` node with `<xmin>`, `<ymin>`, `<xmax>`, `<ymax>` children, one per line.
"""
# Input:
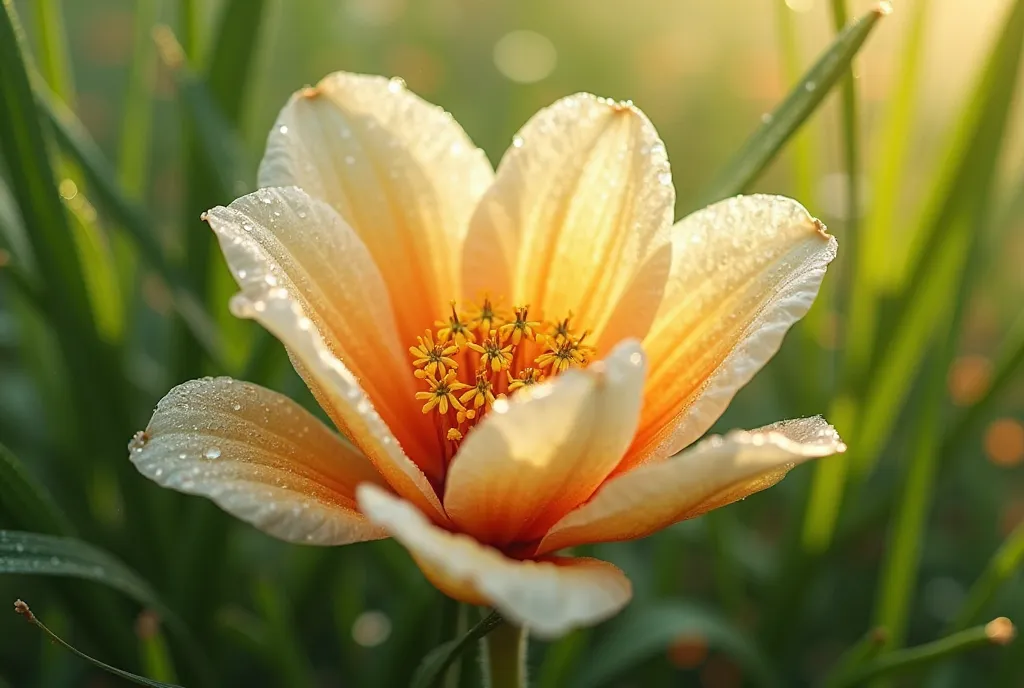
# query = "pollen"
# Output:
<box><xmin>410</xmin><ymin>298</ymin><xmax>594</xmax><ymax>459</ymax></box>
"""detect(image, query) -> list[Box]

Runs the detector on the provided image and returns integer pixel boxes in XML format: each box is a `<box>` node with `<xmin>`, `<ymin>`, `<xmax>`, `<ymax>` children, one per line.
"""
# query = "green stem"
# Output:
<box><xmin>485</xmin><ymin>620</ymin><xmax>527</xmax><ymax>688</ymax></box>
<box><xmin>827</xmin><ymin>619</ymin><xmax>1015</xmax><ymax>688</ymax></box>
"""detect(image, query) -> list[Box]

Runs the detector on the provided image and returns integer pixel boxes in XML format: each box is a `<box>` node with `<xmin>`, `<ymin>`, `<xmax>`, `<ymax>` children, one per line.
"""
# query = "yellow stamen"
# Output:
<box><xmin>466</xmin><ymin>296</ymin><xmax>504</xmax><ymax>336</ymax></box>
<box><xmin>446</xmin><ymin>428</ymin><xmax>463</xmax><ymax>442</ymax></box>
<box><xmin>507</xmin><ymin>367</ymin><xmax>542</xmax><ymax>393</ymax></box>
<box><xmin>414</xmin><ymin>370</ymin><xmax>470</xmax><ymax>415</ymax></box>
<box><xmin>535</xmin><ymin>333</ymin><xmax>590</xmax><ymax>374</ymax></box>
<box><xmin>498</xmin><ymin>305</ymin><xmax>540</xmax><ymax>346</ymax></box>
<box><xmin>460</xmin><ymin>371</ymin><xmax>497</xmax><ymax>409</ymax></box>
<box><xmin>435</xmin><ymin>301</ymin><xmax>475</xmax><ymax>346</ymax></box>
<box><xmin>467</xmin><ymin>330</ymin><xmax>514</xmax><ymax>373</ymax></box>
<box><xmin>409</xmin><ymin>329</ymin><xmax>460</xmax><ymax>379</ymax></box>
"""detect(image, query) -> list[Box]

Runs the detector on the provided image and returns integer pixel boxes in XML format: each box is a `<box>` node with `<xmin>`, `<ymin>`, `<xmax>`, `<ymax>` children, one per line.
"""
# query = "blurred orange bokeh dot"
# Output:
<box><xmin>668</xmin><ymin>634</ymin><xmax>709</xmax><ymax>669</ymax></box>
<box><xmin>947</xmin><ymin>355</ymin><xmax>992</xmax><ymax>406</ymax></box>
<box><xmin>985</xmin><ymin>418</ymin><xmax>1024</xmax><ymax>467</ymax></box>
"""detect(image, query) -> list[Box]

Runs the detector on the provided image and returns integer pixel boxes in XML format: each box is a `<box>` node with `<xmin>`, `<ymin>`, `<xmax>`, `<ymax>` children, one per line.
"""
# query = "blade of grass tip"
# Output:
<box><xmin>696</xmin><ymin>5</ymin><xmax>887</xmax><ymax>208</ymax></box>
<box><xmin>851</xmin><ymin>0</ymin><xmax>1024</xmax><ymax>484</ymax></box>
<box><xmin>13</xmin><ymin>600</ymin><xmax>184</xmax><ymax>688</ymax></box>
<box><xmin>36</xmin><ymin>81</ymin><xmax>231</xmax><ymax>369</ymax></box>
<box><xmin>828</xmin><ymin>618</ymin><xmax>1016</xmax><ymax>688</ymax></box>
<box><xmin>0</xmin><ymin>530</ymin><xmax>215</xmax><ymax>687</ymax></box>
<box><xmin>30</xmin><ymin>0</ymin><xmax>75</xmax><ymax>105</ymax></box>
<box><xmin>119</xmin><ymin>0</ymin><xmax>163</xmax><ymax>199</ymax></box>
<box><xmin>947</xmin><ymin>520</ymin><xmax>1024</xmax><ymax>635</ymax></box>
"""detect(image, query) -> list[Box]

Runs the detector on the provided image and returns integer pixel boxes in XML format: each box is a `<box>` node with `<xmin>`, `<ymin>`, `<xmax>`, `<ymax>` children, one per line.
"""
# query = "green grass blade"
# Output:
<box><xmin>573</xmin><ymin>603</ymin><xmax>780</xmax><ymax>688</ymax></box>
<box><xmin>30</xmin><ymin>0</ymin><xmax>75</xmax><ymax>104</ymax></box>
<box><xmin>14</xmin><ymin>600</ymin><xmax>182</xmax><ymax>688</ymax></box>
<box><xmin>828</xmin><ymin>619</ymin><xmax>1016</xmax><ymax>688</ymax></box>
<box><xmin>35</xmin><ymin>83</ymin><xmax>230</xmax><ymax>370</ymax></box>
<box><xmin>697</xmin><ymin>6</ymin><xmax>886</xmax><ymax>207</ymax></box>
<box><xmin>948</xmin><ymin>520</ymin><xmax>1024</xmax><ymax>634</ymax></box>
<box><xmin>852</xmin><ymin>0</ymin><xmax>1024</xmax><ymax>481</ymax></box>
<box><xmin>118</xmin><ymin>0</ymin><xmax>163</xmax><ymax>198</ymax></box>
<box><xmin>411</xmin><ymin>611</ymin><xmax>503</xmax><ymax>688</ymax></box>
<box><xmin>0</xmin><ymin>442</ymin><xmax>74</xmax><ymax>536</ymax></box>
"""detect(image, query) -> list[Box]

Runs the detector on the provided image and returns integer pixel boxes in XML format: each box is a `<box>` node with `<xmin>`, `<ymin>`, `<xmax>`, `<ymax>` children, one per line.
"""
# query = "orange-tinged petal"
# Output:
<box><xmin>129</xmin><ymin>377</ymin><xmax>387</xmax><ymax>545</ymax></box>
<box><xmin>357</xmin><ymin>484</ymin><xmax>632</xmax><ymax>638</ymax></box>
<box><xmin>204</xmin><ymin>186</ymin><xmax>443</xmax><ymax>477</ymax></box>
<box><xmin>536</xmin><ymin>417</ymin><xmax>845</xmax><ymax>555</ymax></box>
<box><xmin>204</xmin><ymin>194</ymin><xmax>446</xmax><ymax>523</ymax></box>
<box><xmin>259</xmin><ymin>72</ymin><xmax>494</xmax><ymax>342</ymax></box>
<box><xmin>621</xmin><ymin>195</ymin><xmax>837</xmax><ymax>472</ymax></box>
<box><xmin>444</xmin><ymin>341</ymin><xmax>646</xmax><ymax>546</ymax></box>
<box><xmin>462</xmin><ymin>94</ymin><xmax>674</xmax><ymax>341</ymax></box>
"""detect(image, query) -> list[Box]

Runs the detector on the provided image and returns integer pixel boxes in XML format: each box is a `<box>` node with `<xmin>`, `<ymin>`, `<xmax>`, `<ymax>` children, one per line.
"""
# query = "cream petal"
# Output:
<box><xmin>259</xmin><ymin>72</ymin><xmax>494</xmax><ymax>342</ymax></box>
<box><xmin>444</xmin><ymin>342</ymin><xmax>647</xmax><ymax>546</ymax></box>
<box><xmin>204</xmin><ymin>186</ymin><xmax>441</xmax><ymax>477</ymax></box>
<box><xmin>536</xmin><ymin>417</ymin><xmax>845</xmax><ymax>555</ymax></box>
<box><xmin>621</xmin><ymin>195</ymin><xmax>837</xmax><ymax>472</ymax></box>
<box><xmin>204</xmin><ymin>192</ymin><xmax>446</xmax><ymax>522</ymax></box>
<box><xmin>357</xmin><ymin>484</ymin><xmax>632</xmax><ymax>638</ymax></box>
<box><xmin>129</xmin><ymin>377</ymin><xmax>387</xmax><ymax>545</ymax></box>
<box><xmin>462</xmin><ymin>94</ymin><xmax>674</xmax><ymax>340</ymax></box>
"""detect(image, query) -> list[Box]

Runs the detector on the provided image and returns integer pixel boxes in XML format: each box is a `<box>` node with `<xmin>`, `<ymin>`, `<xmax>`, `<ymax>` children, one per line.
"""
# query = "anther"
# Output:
<box><xmin>468</xmin><ymin>330</ymin><xmax>514</xmax><ymax>373</ymax></box>
<box><xmin>409</xmin><ymin>330</ymin><xmax>460</xmax><ymax>379</ymax></box>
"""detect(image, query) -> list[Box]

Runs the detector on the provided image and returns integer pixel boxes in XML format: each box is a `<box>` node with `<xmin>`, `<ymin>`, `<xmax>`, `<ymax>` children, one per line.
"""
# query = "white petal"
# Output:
<box><xmin>538</xmin><ymin>417</ymin><xmax>845</xmax><ymax>554</ymax></box>
<box><xmin>259</xmin><ymin>72</ymin><xmax>494</xmax><ymax>342</ymax></box>
<box><xmin>358</xmin><ymin>484</ymin><xmax>632</xmax><ymax>638</ymax></box>
<box><xmin>130</xmin><ymin>377</ymin><xmax>387</xmax><ymax>545</ymax></box>
<box><xmin>444</xmin><ymin>341</ymin><xmax>647</xmax><ymax>546</ymax></box>
<box><xmin>623</xmin><ymin>195</ymin><xmax>837</xmax><ymax>471</ymax></box>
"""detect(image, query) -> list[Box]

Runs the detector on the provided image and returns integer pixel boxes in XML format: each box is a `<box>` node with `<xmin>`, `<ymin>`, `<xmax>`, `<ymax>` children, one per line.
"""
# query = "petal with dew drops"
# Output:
<box><xmin>357</xmin><ymin>484</ymin><xmax>632</xmax><ymax>638</ymax></box>
<box><xmin>620</xmin><ymin>195</ymin><xmax>837</xmax><ymax>472</ymax></box>
<box><xmin>129</xmin><ymin>377</ymin><xmax>388</xmax><ymax>545</ymax></box>
<box><xmin>462</xmin><ymin>94</ymin><xmax>674</xmax><ymax>341</ymax></box>
<box><xmin>204</xmin><ymin>186</ymin><xmax>441</xmax><ymax>479</ymax></box>
<box><xmin>536</xmin><ymin>417</ymin><xmax>845</xmax><ymax>555</ymax></box>
<box><xmin>259</xmin><ymin>72</ymin><xmax>494</xmax><ymax>343</ymax></box>
<box><xmin>204</xmin><ymin>194</ymin><xmax>447</xmax><ymax>523</ymax></box>
<box><xmin>444</xmin><ymin>341</ymin><xmax>647</xmax><ymax>546</ymax></box>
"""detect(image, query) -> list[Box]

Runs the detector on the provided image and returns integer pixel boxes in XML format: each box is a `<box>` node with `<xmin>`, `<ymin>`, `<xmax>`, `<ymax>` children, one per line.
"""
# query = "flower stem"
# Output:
<box><xmin>485</xmin><ymin>620</ymin><xmax>527</xmax><ymax>688</ymax></box>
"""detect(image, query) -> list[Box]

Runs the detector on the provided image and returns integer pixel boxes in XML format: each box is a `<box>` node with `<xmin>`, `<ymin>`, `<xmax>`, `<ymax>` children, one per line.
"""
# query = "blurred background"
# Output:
<box><xmin>0</xmin><ymin>0</ymin><xmax>1022</xmax><ymax>686</ymax></box>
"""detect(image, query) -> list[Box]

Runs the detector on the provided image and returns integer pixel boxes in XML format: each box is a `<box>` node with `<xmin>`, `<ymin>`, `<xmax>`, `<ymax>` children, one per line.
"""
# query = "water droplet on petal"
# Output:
<box><xmin>232</xmin><ymin>403</ymin><xmax>242</xmax><ymax>411</ymax></box>
<box><xmin>203</xmin><ymin>447</ymin><xmax>222</xmax><ymax>460</ymax></box>
<box><xmin>512</xmin><ymin>135</ymin><xmax>524</xmax><ymax>148</ymax></box>
<box><xmin>278</xmin><ymin>124</ymin><xmax>289</xmax><ymax>135</ymax></box>
<box><xmin>388</xmin><ymin>76</ymin><xmax>406</xmax><ymax>93</ymax></box>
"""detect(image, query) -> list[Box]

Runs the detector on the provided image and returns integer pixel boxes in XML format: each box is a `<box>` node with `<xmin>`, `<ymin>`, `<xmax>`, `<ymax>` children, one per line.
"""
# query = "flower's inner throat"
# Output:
<box><xmin>409</xmin><ymin>298</ymin><xmax>595</xmax><ymax>467</ymax></box>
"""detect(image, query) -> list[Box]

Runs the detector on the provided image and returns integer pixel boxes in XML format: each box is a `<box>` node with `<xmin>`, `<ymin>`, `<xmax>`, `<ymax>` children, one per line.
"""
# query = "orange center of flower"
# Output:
<box><xmin>409</xmin><ymin>298</ymin><xmax>595</xmax><ymax>467</ymax></box>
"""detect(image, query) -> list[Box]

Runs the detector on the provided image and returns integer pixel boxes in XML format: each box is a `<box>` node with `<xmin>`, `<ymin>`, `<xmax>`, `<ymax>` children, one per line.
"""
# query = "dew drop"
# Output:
<box><xmin>658</xmin><ymin>171</ymin><xmax>672</xmax><ymax>186</ymax></box>
<box><xmin>232</xmin><ymin>403</ymin><xmax>242</xmax><ymax>411</ymax></box>
<box><xmin>387</xmin><ymin>76</ymin><xmax>406</xmax><ymax>93</ymax></box>
<box><xmin>203</xmin><ymin>447</ymin><xmax>222</xmax><ymax>460</ymax></box>
<box><xmin>761</xmin><ymin>112</ymin><xmax>774</xmax><ymax>125</ymax></box>
<box><xmin>297</xmin><ymin>210</ymin><xmax>307</xmax><ymax>219</ymax></box>
<box><xmin>877</xmin><ymin>0</ymin><xmax>893</xmax><ymax>15</ymax></box>
<box><xmin>512</xmin><ymin>135</ymin><xmax>524</xmax><ymax>148</ymax></box>
<box><xmin>278</xmin><ymin>124</ymin><xmax>289</xmax><ymax>135</ymax></box>
<box><xmin>804</xmin><ymin>81</ymin><xmax>817</xmax><ymax>92</ymax></box>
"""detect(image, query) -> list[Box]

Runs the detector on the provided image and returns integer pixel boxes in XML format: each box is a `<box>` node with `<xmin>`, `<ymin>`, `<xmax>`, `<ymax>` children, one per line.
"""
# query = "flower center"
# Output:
<box><xmin>409</xmin><ymin>298</ymin><xmax>595</xmax><ymax>466</ymax></box>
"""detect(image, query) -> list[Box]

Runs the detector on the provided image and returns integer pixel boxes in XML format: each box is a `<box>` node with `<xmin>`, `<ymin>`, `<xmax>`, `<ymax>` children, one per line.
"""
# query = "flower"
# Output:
<box><xmin>128</xmin><ymin>72</ymin><xmax>844</xmax><ymax>638</ymax></box>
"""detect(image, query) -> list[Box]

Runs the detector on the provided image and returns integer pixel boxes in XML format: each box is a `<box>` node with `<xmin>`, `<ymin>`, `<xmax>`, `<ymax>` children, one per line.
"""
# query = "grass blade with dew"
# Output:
<box><xmin>13</xmin><ymin>600</ymin><xmax>183</xmax><ymax>688</ymax></box>
<box><xmin>696</xmin><ymin>4</ymin><xmax>887</xmax><ymax>208</ymax></box>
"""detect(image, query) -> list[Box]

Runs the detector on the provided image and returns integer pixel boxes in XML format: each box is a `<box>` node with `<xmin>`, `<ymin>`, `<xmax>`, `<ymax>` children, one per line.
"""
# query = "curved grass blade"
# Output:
<box><xmin>697</xmin><ymin>5</ymin><xmax>886</xmax><ymax>207</ymax></box>
<box><xmin>118</xmin><ymin>0</ymin><xmax>163</xmax><ymax>198</ymax></box>
<box><xmin>827</xmin><ymin>618</ymin><xmax>1015</xmax><ymax>688</ymax></box>
<box><xmin>573</xmin><ymin>603</ymin><xmax>780</xmax><ymax>688</ymax></box>
<box><xmin>948</xmin><ymin>521</ymin><xmax>1024</xmax><ymax>634</ymax></box>
<box><xmin>35</xmin><ymin>82</ymin><xmax>230</xmax><ymax>370</ymax></box>
<box><xmin>0</xmin><ymin>441</ymin><xmax>74</xmax><ymax>536</ymax></box>
<box><xmin>14</xmin><ymin>600</ymin><xmax>182</xmax><ymax>688</ymax></box>
<box><xmin>411</xmin><ymin>611</ymin><xmax>503</xmax><ymax>688</ymax></box>
<box><xmin>30</xmin><ymin>0</ymin><xmax>75</xmax><ymax>104</ymax></box>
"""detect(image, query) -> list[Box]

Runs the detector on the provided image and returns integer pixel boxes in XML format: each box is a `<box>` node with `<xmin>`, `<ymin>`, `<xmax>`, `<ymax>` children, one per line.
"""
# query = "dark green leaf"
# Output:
<box><xmin>411</xmin><ymin>611</ymin><xmax>503</xmax><ymax>688</ymax></box>
<box><xmin>573</xmin><ymin>602</ymin><xmax>781</xmax><ymax>688</ymax></box>
<box><xmin>697</xmin><ymin>5</ymin><xmax>886</xmax><ymax>206</ymax></box>
<box><xmin>0</xmin><ymin>442</ymin><xmax>74</xmax><ymax>536</ymax></box>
